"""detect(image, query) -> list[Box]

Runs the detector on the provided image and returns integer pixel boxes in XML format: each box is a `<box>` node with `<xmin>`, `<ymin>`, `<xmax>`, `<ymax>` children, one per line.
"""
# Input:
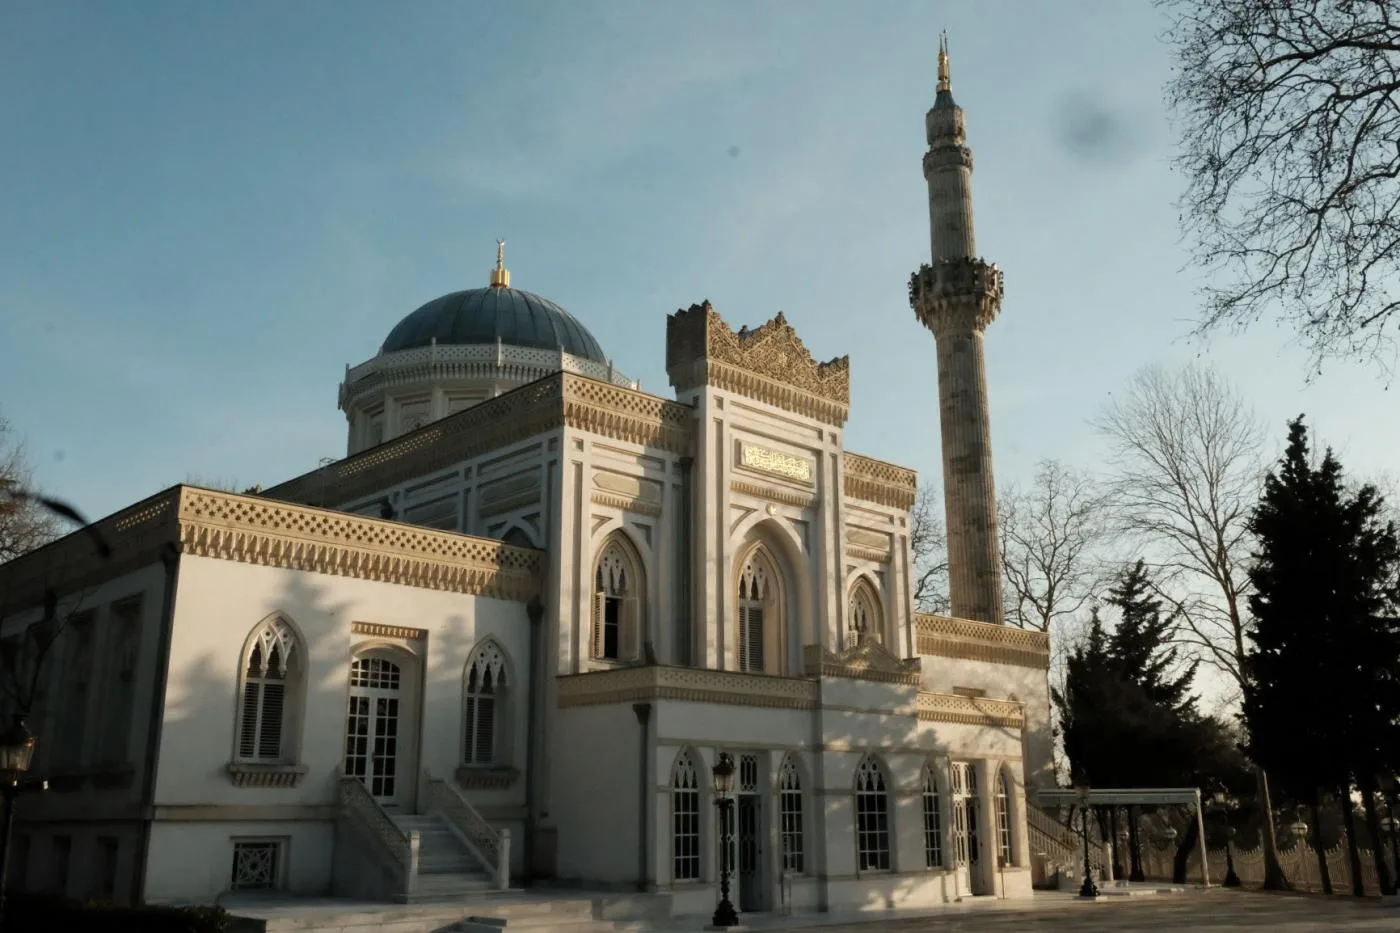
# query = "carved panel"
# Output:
<box><xmin>729</xmin><ymin>480</ymin><xmax>816</xmax><ymax>510</ymax></box>
<box><xmin>736</xmin><ymin>442</ymin><xmax>814</xmax><ymax>484</ymax></box>
<box><xmin>479</xmin><ymin>472</ymin><xmax>541</xmax><ymax>517</ymax></box>
<box><xmin>803</xmin><ymin>641</ymin><xmax>922</xmax><ymax>686</ymax></box>
<box><xmin>351</xmin><ymin>622</ymin><xmax>427</xmax><ymax>641</ymax></box>
<box><xmin>844</xmin><ymin>453</ymin><xmax>918</xmax><ymax>511</ymax></box>
<box><xmin>916</xmin><ymin>691</ymin><xmax>1024</xmax><ymax>729</ymax></box>
<box><xmin>915</xmin><ymin>613</ymin><xmax>1051</xmax><ymax>670</ymax></box>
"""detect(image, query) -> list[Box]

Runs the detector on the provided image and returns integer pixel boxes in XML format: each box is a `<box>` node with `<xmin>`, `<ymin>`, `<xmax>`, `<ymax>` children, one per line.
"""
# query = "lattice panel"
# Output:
<box><xmin>916</xmin><ymin>690</ymin><xmax>1024</xmax><ymax>728</ymax></box>
<box><xmin>914</xmin><ymin>612</ymin><xmax>1051</xmax><ymax>669</ymax></box>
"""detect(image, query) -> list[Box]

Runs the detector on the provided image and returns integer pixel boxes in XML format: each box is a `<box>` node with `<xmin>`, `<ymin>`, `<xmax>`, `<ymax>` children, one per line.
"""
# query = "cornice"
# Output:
<box><xmin>729</xmin><ymin>480</ymin><xmax>817</xmax><ymax>510</ymax></box>
<box><xmin>666</xmin><ymin>302</ymin><xmax>850</xmax><ymax>427</ymax></box>
<box><xmin>917</xmin><ymin>691</ymin><xmax>1025</xmax><ymax>729</ymax></box>
<box><xmin>803</xmin><ymin>641</ymin><xmax>922</xmax><ymax>686</ymax></box>
<box><xmin>266</xmin><ymin>373</ymin><xmax>693</xmax><ymax>509</ymax></box>
<box><xmin>590</xmin><ymin>492</ymin><xmax>663</xmax><ymax>518</ymax></box>
<box><xmin>556</xmin><ymin>664</ymin><xmax>819</xmax><ymax>711</ymax></box>
<box><xmin>914</xmin><ymin>613</ymin><xmax>1050</xmax><ymax>670</ymax></box>
<box><xmin>843</xmin><ymin>453</ymin><xmax>917</xmax><ymax>511</ymax></box>
<box><xmin>845</xmin><ymin>544</ymin><xmax>891</xmax><ymax>563</ymax></box>
<box><xmin>351</xmin><ymin>621</ymin><xmax>427</xmax><ymax>641</ymax></box>
<box><xmin>0</xmin><ymin>486</ymin><xmax>546</xmax><ymax>614</ymax></box>
<box><xmin>178</xmin><ymin>489</ymin><xmax>543</xmax><ymax>601</ymax></box>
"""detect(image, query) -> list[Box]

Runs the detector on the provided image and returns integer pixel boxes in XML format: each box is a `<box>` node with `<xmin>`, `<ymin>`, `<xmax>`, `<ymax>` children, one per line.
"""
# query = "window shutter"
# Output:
<box><xmin>621</xmin><ymin>596</ymin><xmax>640</xmax><ymax>661</ymax></box>
<box><xmin>475</xmin><ymin>695</ymin><xmax>496</xmax><ymax>764</ymax></box>
<box><xmin>591</xmin><ymin>592</ymin><xmax>606</xmax><ymax>659</ymax></box>
<box><xmin>463</xmin><ymin>695</ymin><xmax>477</xmax><ymax>764</ymax></box>
<box><xmin>258</xmin><ymin>682</ymin><xmax>285</xmax><ymax>760</ymax></box>
<box><xmin>238</xmin><ymin>683</ymin><xmax>261</xmax><ymax>759</ymax></box>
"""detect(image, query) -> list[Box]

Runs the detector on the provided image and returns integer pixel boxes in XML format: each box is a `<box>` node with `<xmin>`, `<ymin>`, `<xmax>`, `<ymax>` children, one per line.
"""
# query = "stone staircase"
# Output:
<box><xmin>390</xmin><ymin>813</ymin><xmax>496</xmax><ymax>902</ymax></box>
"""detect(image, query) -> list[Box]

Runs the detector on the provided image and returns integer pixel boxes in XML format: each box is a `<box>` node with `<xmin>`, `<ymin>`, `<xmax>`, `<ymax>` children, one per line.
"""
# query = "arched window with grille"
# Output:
<box><xmin>854</xmin><ymin>755</ymin><xmax>891</xmax><ymax>871</ymax></box>
<box><xmin>234</xmin><ymin>615</ymin><xmax>303</xmax><ymax>764</ymax></box>
<box><xmin>592</xmin><ymin>534</ymin><xmax>644</xmax><ymax>662</ymax></box>
<box><xmin>462</xmin><ymin>640</ymin><xmax>509</xmax><ymax>767</ymax></box>
<box><xmin>848</xmin><ymin>578</ymin><xmax>882</xmax><ymax>646</ymax></box>
<box><xmin>995</xmin><ymin>767</ymin><xmax>1014</xmax><ymax>866</ymax></box>
<box><xmin>671</xmin><ymin>750</ymin><xmax>701</xmax><ymax>881</ymax></box>
<box><xmin>921</xmin><ymin>764</ymin><xmax>944</xmax><ymax>868</ymax></box>
<box><xmin>778</xmin><ymin>755</ymin><xmax>804</xmax><ymax>874</ymax></box>
<box><xmin>736</xmin><ymin>546</ymin><xmax>784</xmax><ymax>674</ymax></box>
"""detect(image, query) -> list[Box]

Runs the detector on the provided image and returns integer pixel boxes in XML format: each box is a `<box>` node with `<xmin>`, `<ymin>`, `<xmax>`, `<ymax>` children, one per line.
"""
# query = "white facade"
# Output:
<box><xmin>0</xmin><ymin>63</ymin><xmax>1053</xmax><ymax>916</ymax></box>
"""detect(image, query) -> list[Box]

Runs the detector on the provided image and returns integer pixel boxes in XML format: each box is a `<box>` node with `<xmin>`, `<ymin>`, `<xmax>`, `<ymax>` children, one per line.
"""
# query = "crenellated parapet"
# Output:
<box><xmin>666</xmin><ymin>301</ymin><xmax>850</xmax><ymax>426</ymax></box>
<box><xmin>909</xmin><ymin>258</ymin><xmax>1004</xmax><ymax>335</ymax></box>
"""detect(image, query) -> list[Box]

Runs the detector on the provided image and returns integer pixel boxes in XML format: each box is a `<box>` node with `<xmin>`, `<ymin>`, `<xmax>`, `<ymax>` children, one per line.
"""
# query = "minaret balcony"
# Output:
<box><xmin>909</xmin><ymin>258</ymin><xmax>1005</xmax><ymax>333</ymax></box>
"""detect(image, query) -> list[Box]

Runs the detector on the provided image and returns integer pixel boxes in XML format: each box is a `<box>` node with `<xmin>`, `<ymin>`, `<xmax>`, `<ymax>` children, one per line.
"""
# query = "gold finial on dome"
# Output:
<box><xmin>489</xmin><ymin>238</ymin><xmax>511</xmax><ymax>288</ymax></box>
<box><xmin>937</xmin><ymin>31</ymin><xmax>950</xmax><ymax>93</ymax></box>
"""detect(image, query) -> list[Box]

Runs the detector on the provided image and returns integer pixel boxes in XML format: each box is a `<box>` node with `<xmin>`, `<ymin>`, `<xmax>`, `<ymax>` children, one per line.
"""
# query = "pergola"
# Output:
<box><xmin>1036</xmin><ymin>787</ymin><xmax>1211</xmax><ymax>888</ymax></box>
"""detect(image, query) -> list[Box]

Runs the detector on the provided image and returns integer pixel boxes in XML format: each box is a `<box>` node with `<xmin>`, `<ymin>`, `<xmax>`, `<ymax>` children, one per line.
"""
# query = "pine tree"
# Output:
<box><xmin>1105</xmin><ymin>560</ymin><xmax>1199</xmax><ymax>717</ymax></box>
<box><xmin>1244</xmin><ymin>416</ymin><xmax>1400</xmax><ymax>896</ymax></box>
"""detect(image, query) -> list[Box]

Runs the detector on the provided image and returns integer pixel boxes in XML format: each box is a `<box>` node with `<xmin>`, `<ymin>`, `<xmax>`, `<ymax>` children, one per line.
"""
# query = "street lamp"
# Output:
<box><xmin>710</xmin><ymin>753</ymin><xmax>739</xmax><ymax>929</ymax></box>
<box><xmin>1075</xmin><ymin>785</ymin><xmax>1098</xmax><ymax>899</ymax></box>
<box><xmin>1380</xmin><ymin>774</ymin><xmax>1400</xmax><ymax>896</ymax></box>
<box><xmin>0</xmin><ymin>716</ymin><xmax>43</xmax><ymax>929</ymax></box>
<box><xmin>1211</xmin><ymin>792</ymin><xmax>1241</xmax><ymax>888</ymax></box>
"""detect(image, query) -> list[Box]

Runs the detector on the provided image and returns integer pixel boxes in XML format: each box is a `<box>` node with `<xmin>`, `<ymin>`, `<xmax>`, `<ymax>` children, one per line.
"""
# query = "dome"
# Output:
<box><xmin>381</xmin><ymin>286</ymin><xmax>607</xmax><ymax>363</ymax></box>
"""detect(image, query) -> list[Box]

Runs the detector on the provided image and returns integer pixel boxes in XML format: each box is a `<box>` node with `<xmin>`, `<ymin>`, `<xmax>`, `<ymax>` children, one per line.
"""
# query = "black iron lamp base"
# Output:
<box><xmin>709</xmin><ymin>899</ymin><xmax>740</xmax><ymax>928</ymax></box>
<box><xmin>1079</xmin><ymin>874</ymin><xmax>1100</xmax><ymax>899</ymax></box>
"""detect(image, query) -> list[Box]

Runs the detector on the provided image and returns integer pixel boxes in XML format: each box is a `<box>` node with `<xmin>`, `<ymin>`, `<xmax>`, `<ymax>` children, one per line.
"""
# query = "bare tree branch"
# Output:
<box><xmin>1094</xmin><ymin>363</ymin><xmax>1266</xmax><ymax>692</ymax></box>
<box><xmin>999</xmin><ymin>459</ymin><xmax>1112</xmax><ymax>632</ymax></box>
<box><xmin>1160</xmin><ymin>0</ymin><xmax>1400</xmax><ymax>372</ymax></box>
<box><xmin>910</xmin><ymin>486</ymin><xmax>950</xmax><ymax>614</ymax></box>
<box><xmin>0</xmin><ymin>414</ymin><xmax>60</xmax><ymax>564</ymax></box>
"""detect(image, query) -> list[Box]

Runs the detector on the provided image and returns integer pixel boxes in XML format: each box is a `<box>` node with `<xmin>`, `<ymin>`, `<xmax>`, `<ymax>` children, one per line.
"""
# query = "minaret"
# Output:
<box><xmin>909</xmin><ymin>36</ymin><xmax>1006</xmax><ymax>625</ymax></box>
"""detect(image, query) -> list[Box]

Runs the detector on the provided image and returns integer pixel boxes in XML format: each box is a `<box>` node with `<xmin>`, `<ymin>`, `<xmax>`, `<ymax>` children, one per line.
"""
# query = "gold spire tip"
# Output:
<box><xmin>937</xmin><ymin>31</ymin><xmax>950</xmax><ymax>93</ymax></box>
<box><xmin>489</xmin><ymin>238</ymin><xmax>510</xmax><ymax>288</ymax></box>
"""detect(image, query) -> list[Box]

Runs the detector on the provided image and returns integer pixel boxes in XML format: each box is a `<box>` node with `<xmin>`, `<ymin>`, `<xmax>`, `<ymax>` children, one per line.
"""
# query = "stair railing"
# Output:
<box><xmin>338</xmin><ymin>773</ymin><xmax>420</xmax><ymax>897</ymax></box>
<box><xmin>425</xmin><ymin>771</ymin><xmax>511</xmax><ymax>890</ymax></box>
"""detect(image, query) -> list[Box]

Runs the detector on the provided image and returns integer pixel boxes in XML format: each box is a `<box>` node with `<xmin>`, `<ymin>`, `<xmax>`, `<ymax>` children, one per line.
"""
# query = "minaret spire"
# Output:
<box><xmin>937</xmin><ymin>32</ymin><xmax>950</xmax><ymax>93</ymax></box>
<box><xmin>909</xmin><ymin>43</ymin><xmax>1007</xmax><ymax>626</ymax></box>
<box><xmin>489</xmin><ymin>238</ymin><xmax>511</xmax><ymax>288</ymax></box>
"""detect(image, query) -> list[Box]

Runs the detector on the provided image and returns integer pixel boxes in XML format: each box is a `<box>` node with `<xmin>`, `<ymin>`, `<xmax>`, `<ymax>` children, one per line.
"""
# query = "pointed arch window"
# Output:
<box><xmin>235</xmin><ymin>617</ymin><xmax>302</xmax><ymax>764</ymax></box>
<box><xmin>736</xmin><ymin>546</ymin><xmax>783</xmax><ymax>674</ymax></box>
<box><xmin>921</xmin><ymin>765</ymin><xmax>944</xmax><ymax>868</ymax></box>
<box><xmin>854</xmin><ymin>755</ymin><xmax>891</xmax><ymax>871</ymax></box>
<box><xmin>778</xmin><ymin>755</ymin><xmax>805</xmax><ymax>874</ymax></box>
<box><xmin>848</xmin><ymin>578</ymin><xmax>882</xmax><ymax>646</ymax></box>
<box><xmin>995</xmin><ymin>767</ymin><xmax>1014</xmax><ymax>866</ymax></box>
<box><xmin>593</xmin><ymin>535</ymin><xmax>643</xmax><ymax>662</ymax></box>
<box><xmin>463</xmin><ymin>641</ymin><xmax>508</xmax><ymax>767</ymax></box>
<box><xmin>671</xmin><ymin>751</ymin><xmax>701</xmax><ymax>881</ymax></box>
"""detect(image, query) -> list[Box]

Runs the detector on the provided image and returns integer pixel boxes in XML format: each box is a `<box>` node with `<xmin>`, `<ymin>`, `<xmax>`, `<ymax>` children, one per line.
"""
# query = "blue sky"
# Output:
<box><xmin>2</xmin><ymin>0</ymin><xmax>1397</xmax><ymax>524</ymax></box>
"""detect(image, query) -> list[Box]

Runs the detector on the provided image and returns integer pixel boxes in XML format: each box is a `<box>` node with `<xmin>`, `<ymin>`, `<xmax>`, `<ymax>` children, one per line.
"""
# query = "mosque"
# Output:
<box><xmin>0</xmin><ymin>45</ymin><xmax>1052</xmax><ymax>915</ymax></box>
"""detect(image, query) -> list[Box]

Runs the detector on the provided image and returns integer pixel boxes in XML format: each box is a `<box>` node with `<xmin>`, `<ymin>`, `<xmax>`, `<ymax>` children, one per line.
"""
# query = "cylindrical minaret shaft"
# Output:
<box><xmin>909</xmin><ymin>37</ymin><xmax>1006</xmax><ymax>626</ymax></box>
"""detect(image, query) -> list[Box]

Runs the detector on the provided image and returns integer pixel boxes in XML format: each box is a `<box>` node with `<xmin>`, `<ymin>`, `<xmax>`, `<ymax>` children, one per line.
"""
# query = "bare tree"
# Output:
<box><xmin>0</xmin><ymin>415</ymin><xmax>59</xmax><ymax>564</ymax></box>
<box><xmin>1095</xmin><ymin>363</ymin><xmax>1266</xmax><ymax>692</ymax></box>
<box><xmin>999</xmin><ymin>459</ymin><xmax>1111</xmax><ymax>632</ymax></box>
<box><xmin>910</xmin><ymin>486</ymin><xmax>949</xmax><ymax>614</ymax></box>
<box><xmin>1160</xmin><ymin>0</ymin><xmax>1400</xmax><ymax>369</ymax></box>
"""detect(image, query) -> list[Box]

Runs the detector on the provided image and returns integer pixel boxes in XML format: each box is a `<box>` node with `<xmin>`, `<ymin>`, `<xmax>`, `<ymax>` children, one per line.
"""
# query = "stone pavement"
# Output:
<box><xmin>777</xmin><ymin>890</ymin><xmax>1399</xmax><ymax>933</ymax></box>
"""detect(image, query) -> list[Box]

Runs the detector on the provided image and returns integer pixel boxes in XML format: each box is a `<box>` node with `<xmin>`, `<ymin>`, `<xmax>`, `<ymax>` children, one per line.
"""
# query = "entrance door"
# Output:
<box><xmin>735</xmin><ymin>753</ymin><xmax>764</xmax><ymax>912</ymax></box>
<box><xmin>951</xmin><ymin>762</ymin><xmax>982</xmax><ymax>894</ymax></box>
<box><xmin>344</xmin><ymin>656</ymin><xmax>405</xmax><ymax>808</ymax></box>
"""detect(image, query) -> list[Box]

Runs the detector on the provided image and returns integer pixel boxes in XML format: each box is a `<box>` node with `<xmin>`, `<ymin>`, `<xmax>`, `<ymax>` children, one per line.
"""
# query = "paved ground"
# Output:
<box><xmin>781</xmin><ymin>890</ymin><xmax>1399</xmax><ymax>933</ymax></box>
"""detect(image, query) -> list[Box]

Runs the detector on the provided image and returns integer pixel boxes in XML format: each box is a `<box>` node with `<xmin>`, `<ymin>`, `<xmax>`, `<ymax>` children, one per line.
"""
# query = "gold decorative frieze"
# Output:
<box><xmin>737</xmin><ymin>442</ymin><xmax>813</xmax><ymax>484</ymax></box>
<box><xmin>803</xmin><ymin>641</ymin><xmax>923</xmax><ymax>686</ymax></box>
<box><xmin>557</xmin><ymin>664</ymin><xmax>819</xmax><ymax>710</ymax></box>
<box><xmin>844</xmin><ymin>454</ymin><xmax>918</xmax><ymax>511</ymax></box>
<box><xmin>729</xmin><ymin>480</ymin><xmax>815</xmax><ymax>510</ymax></box>
<box><xmin>917</xmin><ymin>691</ymin><xmax>1024</xmax><ymax>729</ymax></box>
<box><xmin>351</xmin><ymin>621</ymin><xmax>427</xmax><ymax>641</ymax></box>
<box><xmin>666</xmin><ymin>302</ymin><xmax>850</xmax><ymax>426</ymax></box>
<box><xmin>915</xmin><ymin>613</ymin><xmax>1051</xmax><ymax>670</ymax></box>
<box><xmin>262</xmin><ymin>374</ymin><xmax>692</xmax><ymax>509</ymax></box>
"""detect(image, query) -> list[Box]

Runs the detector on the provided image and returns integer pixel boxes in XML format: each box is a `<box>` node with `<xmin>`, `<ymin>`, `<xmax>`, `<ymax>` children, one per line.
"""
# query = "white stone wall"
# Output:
<box><xmin>549</xmin><ymin>704</ymin><xmax>642</xmax><ymax>884</ymax></box>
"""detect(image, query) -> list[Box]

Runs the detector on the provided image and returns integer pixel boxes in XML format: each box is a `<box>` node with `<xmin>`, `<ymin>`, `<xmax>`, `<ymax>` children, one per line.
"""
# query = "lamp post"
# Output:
<box><xmin>1075</xmin><ymin>785</ymin><xmax>1098</xmax><ymax>899</ymax></box>
<box><xmin>1210</xmin><ymin>792</ymin><xmax>1241</xmax><ymax>888</ymax></box>
<box><xmin>710</xmin><ymin>753</ymin><xmax>739</xmax><ymax>929</ymax></box>
<box><xmin>0</xmin><ymin>716</ymin><xmax>42</xmax><ymax>930</ymax></box>
<box><xmin>1380</xmin><ymin>816</ymin><xmax>1399</xmax><ymax>896</ymax></box>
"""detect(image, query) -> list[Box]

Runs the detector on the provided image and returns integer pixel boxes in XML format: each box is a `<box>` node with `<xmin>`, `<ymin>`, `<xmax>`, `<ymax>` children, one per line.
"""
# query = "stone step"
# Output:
<box><xmin>233</xmin><ymin>892</ymin><xmax>673</xmax><ymax>933</ymax></box>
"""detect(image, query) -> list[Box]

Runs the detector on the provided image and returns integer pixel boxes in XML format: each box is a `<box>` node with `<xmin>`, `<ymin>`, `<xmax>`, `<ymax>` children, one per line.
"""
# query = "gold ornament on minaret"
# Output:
<box><xmin>489</xmin><ymin>238</ymin><xmax>511</xmax><ymax>289</ymax></box>
<box><xmin>937</xmin><ymin>31</ymin><xmax>950</xmax><ymax>93</ymax></box>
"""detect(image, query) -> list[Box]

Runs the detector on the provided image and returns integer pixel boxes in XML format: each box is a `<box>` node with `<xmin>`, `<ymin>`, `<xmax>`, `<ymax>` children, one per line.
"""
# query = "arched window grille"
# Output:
<box><xmin>922</xmin><ymin>765</ymin><xmax>944</xmax><ymax>868</ymax></box>
<box><xmin>671</xmin><ymin>751</ymin><xmax>701</xmax><ymax>881</ymax></box>
<box><xmin>593</xmin><ymin>536</ymin><xmax>642</xmax><ymax>662</ymax></box>
<box><xmin>237</xmin><ymin>617</ymin><xmax>300</xmax><ymax>762</ymax></box>
<box><xmin>848</xmin><ymin>579</ymin><xmax>882</xmax><ymax>645</ymax></box>
<box><xmin>737</xmin><ymin>548</ymin><xmax>782</xmax><ymax>673</ymax></box>
<box><xmin>463</xmin><ymin>641</ymin><xmax>508</xmax><ymax>766</ymax></box>
<box><xmin>778</xmin><ymin>755</ymin><xmax>804</xmax><ymax>874</ymax></box>
<box><xmin>854</xmin><ymin>756</ymin><xmax>891</xmax><ymax>871</ymax></box>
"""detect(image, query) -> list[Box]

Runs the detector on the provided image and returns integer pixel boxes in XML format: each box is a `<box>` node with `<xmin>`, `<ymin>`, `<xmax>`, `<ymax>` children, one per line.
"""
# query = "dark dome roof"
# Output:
<box><xmin>381</xmin><ymin>287</ymin><xmax>607</xmax><ymax>363</ymax></box>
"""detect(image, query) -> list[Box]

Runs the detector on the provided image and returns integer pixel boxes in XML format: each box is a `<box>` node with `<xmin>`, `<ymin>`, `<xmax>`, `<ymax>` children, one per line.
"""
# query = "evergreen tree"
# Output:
<box><xmin>1104</xmin><ymin>560</ymin><xmax>1199</xmax><ymax>717</ymax></box>
<box><xmin>1244</xmin><ymin>416</ymin><xmax>1400</xmax><ymax>896</ymax></box>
